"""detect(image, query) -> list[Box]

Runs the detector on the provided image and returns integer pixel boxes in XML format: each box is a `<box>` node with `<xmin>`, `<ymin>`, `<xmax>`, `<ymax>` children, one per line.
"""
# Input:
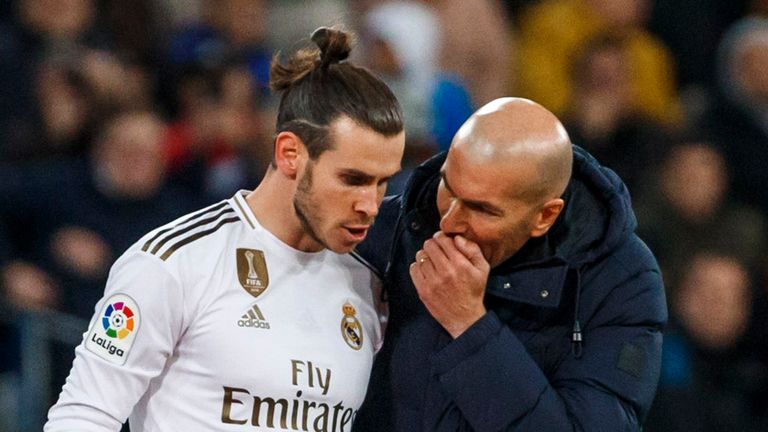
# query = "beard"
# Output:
<box><xmin>293</xmin><ymin>163</ymin><xmax>329</xmax><ymax>249</ymax></box>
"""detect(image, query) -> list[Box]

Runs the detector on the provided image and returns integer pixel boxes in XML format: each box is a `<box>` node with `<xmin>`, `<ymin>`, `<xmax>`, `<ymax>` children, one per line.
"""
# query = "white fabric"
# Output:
<box><xmin>45</xmin><ymin>191</ymin><xmax>383</xmax><ymax>431</ymax></box>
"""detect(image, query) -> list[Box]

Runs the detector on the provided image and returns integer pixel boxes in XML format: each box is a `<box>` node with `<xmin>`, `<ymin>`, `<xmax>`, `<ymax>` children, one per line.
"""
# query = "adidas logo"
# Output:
<box><xmin>237</xmin><ymin>304</ymin><xmax>271</xmax><ymax>329</ymax></box>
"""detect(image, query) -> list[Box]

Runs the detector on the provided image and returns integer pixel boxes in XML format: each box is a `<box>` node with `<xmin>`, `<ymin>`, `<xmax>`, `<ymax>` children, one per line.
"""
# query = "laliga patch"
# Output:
<box><xmin>85</xmin><ymin>294</ymin><xmax>140</xmax><ymax>365</ymax></box>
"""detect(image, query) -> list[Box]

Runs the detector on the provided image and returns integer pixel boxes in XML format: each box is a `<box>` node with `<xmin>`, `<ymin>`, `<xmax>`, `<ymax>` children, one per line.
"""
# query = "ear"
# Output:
<box><xmin>530</xmin><ymin>198</ymin><xmax>564</xmax><ymax>238</ymax></box>
<box><xmin>274</xmin><ymin>131</ymin><xmax>305</xmax><ymax>178</ymax></box>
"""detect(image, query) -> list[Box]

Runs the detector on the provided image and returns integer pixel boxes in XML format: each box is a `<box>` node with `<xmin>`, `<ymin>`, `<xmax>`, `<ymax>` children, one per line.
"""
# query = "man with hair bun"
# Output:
<box><xmin>45</xmin><ymin>27</ymin><xmax>405</xmax><ymax>431</ymax></box>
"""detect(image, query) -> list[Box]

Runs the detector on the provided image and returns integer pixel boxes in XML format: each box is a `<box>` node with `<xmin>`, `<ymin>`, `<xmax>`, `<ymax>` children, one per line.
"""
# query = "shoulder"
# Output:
<box><xmin>580</xmin><ymin>230</ymin><xmax>662</xmax><ymax>297</ymax></box>
<box><xmin>138</xmin><ymin>200</ymin><xmax>241</xmax><ymax>256</ymax></box>
<box><xmin>606</xmin><ymin>233</ymin><xmax>662</xmax><ymax>281</ymax></box>
<box><xmin>128</xmin><ymin>199</ymin><xmax>245</xmax><ymax>275</ymax></box>
<box><xmin>584</xmin><ymin>234</ymin><xmax>667</xmax><ymax>326</ymax></box>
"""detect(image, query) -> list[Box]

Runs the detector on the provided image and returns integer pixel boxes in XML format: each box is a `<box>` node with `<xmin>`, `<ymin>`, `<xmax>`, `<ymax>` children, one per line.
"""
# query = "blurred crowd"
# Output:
<box><xmin>1</xmin><ymin>0</ymin><xmax>768</xmax><ymax>430</ymax></box>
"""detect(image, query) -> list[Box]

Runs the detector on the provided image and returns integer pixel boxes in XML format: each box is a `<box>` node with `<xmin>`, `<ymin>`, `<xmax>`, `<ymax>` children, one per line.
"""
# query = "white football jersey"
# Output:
<box><xmin>45</xmin><ymin>191</ymin><xmax>384</xmax><ymax>432</ymax></box>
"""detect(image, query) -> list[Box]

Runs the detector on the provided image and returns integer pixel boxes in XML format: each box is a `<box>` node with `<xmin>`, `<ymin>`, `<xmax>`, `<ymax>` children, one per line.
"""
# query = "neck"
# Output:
<box><xmin>245</xmin><ymin>169</ymin><xmax>324</xmax><ymax>252</ymax></box>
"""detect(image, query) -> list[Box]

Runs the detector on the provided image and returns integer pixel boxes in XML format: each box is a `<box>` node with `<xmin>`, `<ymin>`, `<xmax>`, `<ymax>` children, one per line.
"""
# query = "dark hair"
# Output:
<box><xmin>270</xmin><ymin>27</ymin><xmax>403</xmax><ymax>161</ymax></box>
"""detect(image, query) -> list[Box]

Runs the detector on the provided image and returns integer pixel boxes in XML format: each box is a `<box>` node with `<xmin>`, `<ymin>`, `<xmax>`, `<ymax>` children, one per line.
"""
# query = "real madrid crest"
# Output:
<box><xmin>340</xmin><ymin>302</ymin><xmax>364</xmax><ymax>350</ymax></box>
<box><xmin>236</xmin><ymin>248</ymin><xmax>269</xmax><ymax>298</ymax></box>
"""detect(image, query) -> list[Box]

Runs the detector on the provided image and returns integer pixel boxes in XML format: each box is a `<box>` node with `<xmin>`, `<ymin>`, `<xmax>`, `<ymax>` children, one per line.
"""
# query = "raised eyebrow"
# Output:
<box><xmin>440</xmin><ymin>170</ymin><xmax>503</xmax><ymax>214</ymax></box>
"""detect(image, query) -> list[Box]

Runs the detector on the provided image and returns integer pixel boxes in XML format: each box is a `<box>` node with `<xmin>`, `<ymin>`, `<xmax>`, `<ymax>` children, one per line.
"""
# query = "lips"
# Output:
<box><xmin>343</xmin><ymin>225</ymin><xmax>370</xmax><ymax>241</ymax></box>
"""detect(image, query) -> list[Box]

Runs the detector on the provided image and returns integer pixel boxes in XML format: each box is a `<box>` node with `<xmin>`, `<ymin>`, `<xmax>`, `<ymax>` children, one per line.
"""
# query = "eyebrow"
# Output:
<box><xmin>339</xmin><ymin>168</ymin><xmax>391</xmax><ymax>183</ymax></box>
<box><xmin>440</xmin><ymin>170</ymin><xmax>504</xmax><ymax>215</ymax></box>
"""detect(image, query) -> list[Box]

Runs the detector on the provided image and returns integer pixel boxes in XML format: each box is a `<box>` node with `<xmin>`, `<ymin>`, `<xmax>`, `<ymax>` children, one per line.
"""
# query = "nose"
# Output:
<box><xmin>439</xmin><ymin>199</ymin><xmax>466</xmax><ymax>235</ymax></box>
<box><xmin>354</xmin><ymin>186</ymin><xmax>380</xmax><ymax>218</ymax></box>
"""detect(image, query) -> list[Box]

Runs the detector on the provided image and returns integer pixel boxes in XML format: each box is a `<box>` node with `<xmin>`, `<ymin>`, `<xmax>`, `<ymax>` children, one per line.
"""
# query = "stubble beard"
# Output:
<box><xmin>293</xmin><ymin>164</ymin><xmax>330</xmax><ymax>250</ymax></box>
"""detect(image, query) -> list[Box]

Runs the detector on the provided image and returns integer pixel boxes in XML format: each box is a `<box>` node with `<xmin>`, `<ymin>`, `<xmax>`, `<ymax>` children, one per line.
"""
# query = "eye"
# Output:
<box><xmin>439</xmin><ymin>179</ymin><xmax>453</xmax><ymax>197</ymax></box>
<box><xmin>465</xmin><ymin>201</ymin><xmax>501</xmax><ymax>217</ymax></box>
<box><xmin>341</xmin><ymin>174</ymin><xmax>368</xmax><ymax>186</ymax></box>
<box><xmin>465</xmin><ymin>202</ymin><xmax>485</xmax><ymax>213</ymax></box>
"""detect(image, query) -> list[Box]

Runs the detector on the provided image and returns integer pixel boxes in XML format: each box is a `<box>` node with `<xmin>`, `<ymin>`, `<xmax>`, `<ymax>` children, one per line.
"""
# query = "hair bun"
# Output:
<box><xmin>311</xmin><ymin>27</ymin><xmax>352</xmax><ymax>68</ymax></box>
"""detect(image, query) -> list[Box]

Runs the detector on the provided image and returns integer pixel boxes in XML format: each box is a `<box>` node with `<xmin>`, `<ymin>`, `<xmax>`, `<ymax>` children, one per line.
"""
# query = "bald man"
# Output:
<box><xmin>353</xmin><ymin>98</ymin><xmax>667</xmax><ymax>431</ymax></box>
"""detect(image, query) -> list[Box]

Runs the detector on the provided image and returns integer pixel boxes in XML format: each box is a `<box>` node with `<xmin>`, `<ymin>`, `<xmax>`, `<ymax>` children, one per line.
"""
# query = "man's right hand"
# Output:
<box><xmin>410</xmin><ymin>232</ymin><xmax>490</xmax><ymax>339</ymax></box>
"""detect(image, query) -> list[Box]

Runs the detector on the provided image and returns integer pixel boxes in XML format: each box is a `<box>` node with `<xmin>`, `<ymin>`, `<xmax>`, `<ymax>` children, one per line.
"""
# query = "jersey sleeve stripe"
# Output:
<box><xmin>159</xmin><ymin>216</ymin><xmax>241</xmax><ymax>261</ymax></box>
<box><xmin>141</xmin><ymin>201</ymin><xmax>229</xmax><ymax>252</ymax></box>
<box><xmin>148</xmin><ymin>207</ymin><xmax>235</xmax><ymax>255</ymax></box>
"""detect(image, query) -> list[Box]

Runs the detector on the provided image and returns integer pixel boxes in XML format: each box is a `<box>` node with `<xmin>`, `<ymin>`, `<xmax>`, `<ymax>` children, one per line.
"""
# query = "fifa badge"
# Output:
<box><xmin>236</xmin><ymin>248</ymin><xmax>269</xmax><ymax>298</ymax></box>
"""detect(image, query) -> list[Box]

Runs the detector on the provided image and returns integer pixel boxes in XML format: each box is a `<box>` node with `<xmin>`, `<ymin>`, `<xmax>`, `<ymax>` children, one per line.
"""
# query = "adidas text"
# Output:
<box><xmin>238</xmin><ymin>319</ymin><xmax>271</xmax><ymax>329</ymax></box>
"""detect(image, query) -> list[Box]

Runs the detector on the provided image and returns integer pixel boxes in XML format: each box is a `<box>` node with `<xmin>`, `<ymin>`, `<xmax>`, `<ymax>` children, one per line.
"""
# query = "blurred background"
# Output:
<box><xmin>0</xmin><ymin>0</ymin><xmax>767</xmax><ymax>430</ymax></box>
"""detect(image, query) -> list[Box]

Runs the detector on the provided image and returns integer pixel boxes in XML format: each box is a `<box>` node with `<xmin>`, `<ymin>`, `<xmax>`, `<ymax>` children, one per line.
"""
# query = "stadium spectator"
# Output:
<box><xmin>705</xmin><ymin>17</ymin><xmax>768</xmax><ymax>215</ymax></box>
<box><xmin>163</xmin><ymin>61</ymin><xmax>272</xmax><ymax>202</ymax></box>
<box><xmin>563</xmin><ymin>32</ymin><xmax>670</xmax><ymax>193</ymax></box>
<box><xmin>635</xmin><ymin>142</ymin><xmax>766</xmax><ymax>295</ymax></box>
<box><xmin>646</xmin><ymin>255</ymin><xmax>767</xmax><ymax>432</ymax></box>
<box><xmin>648</xmin><ymin>0</ymin><xmax>748</xmax><ymax>91</ymax></box>
<box><xmin>429</xmin><ymin>0</ymin><xmax>513</xmax><ymax>107</ymax></box>
<box><xmin>0</xmin><ymin>110</ymin><xmax>198</xmax><ymax>424</ymax></box>
<box><xmin>516</xmin><ymin>0</ymin><xmax>682</xmax><ymax>126</ymax></box>
<box><xmin>360</xmin><ymin>0</ymin><xmax>474</xmax><ymax>156</ymax></box>
<box><xmin>0</xmin><ymin>110</ymin><xmax>198</xmax><ymax>319</ymax></box>
<box><xmin>0</xmin><ymin>0</ymin><xmax>106</xmax><ymax>161</ymax></box>
<box><xmin>164</xmin><ymin>0</ymin><xmax>272</xmax><ymax>104</ymax></box>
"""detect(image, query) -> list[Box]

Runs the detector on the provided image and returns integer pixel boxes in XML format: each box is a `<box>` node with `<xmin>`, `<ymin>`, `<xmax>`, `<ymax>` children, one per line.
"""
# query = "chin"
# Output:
<box><xmin>328</xmin><ymin>243</ymin><xmax>358</xmax><ymax>254</ymax></box>
<box><xmin>325</xmin><ymin>237</ymin><xmax>362</xmax><ymax>254</ymax></box>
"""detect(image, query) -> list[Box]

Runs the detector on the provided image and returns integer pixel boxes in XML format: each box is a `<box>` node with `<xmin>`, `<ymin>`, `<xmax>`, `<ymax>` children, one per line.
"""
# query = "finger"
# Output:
<box><xmin>409</xmin><ymin>261</ymin><xmax>420</xmax><ymax>281</ymax></box>
<box><xmin>454</xmin><ymin>235</ymin><xmax>489</xmax><ymax>270</ymax></box>
<box><xmin>419</xmin><ymin>249</ymin><xmax>439</xmax><ymax>280</ymax></box>
<box><xmin>422</xmin><ymin>239</ymin><xmax>450</xmax><ymax>269</ymax></box>
<box><xmin>431</xmin><ymin>231</ymin><xmax>468</xmax><ymax>263</ymax></box>
<box><xmin>415</xmin><ymin>249</ymin><xmax>431</xmax><ymax>266</ymax></box>
<box><xmin>409</xmin><ymin>261</ymin><xmax>428</xmax><ymax>287</ymax></box>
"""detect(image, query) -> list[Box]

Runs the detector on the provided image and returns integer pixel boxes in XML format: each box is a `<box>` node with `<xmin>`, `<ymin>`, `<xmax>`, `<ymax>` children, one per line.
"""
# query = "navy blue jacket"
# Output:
<box><xmin>353</xmin><ymin>147</ymin><xmax>667</xmax><ymax>431</ymax></box>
